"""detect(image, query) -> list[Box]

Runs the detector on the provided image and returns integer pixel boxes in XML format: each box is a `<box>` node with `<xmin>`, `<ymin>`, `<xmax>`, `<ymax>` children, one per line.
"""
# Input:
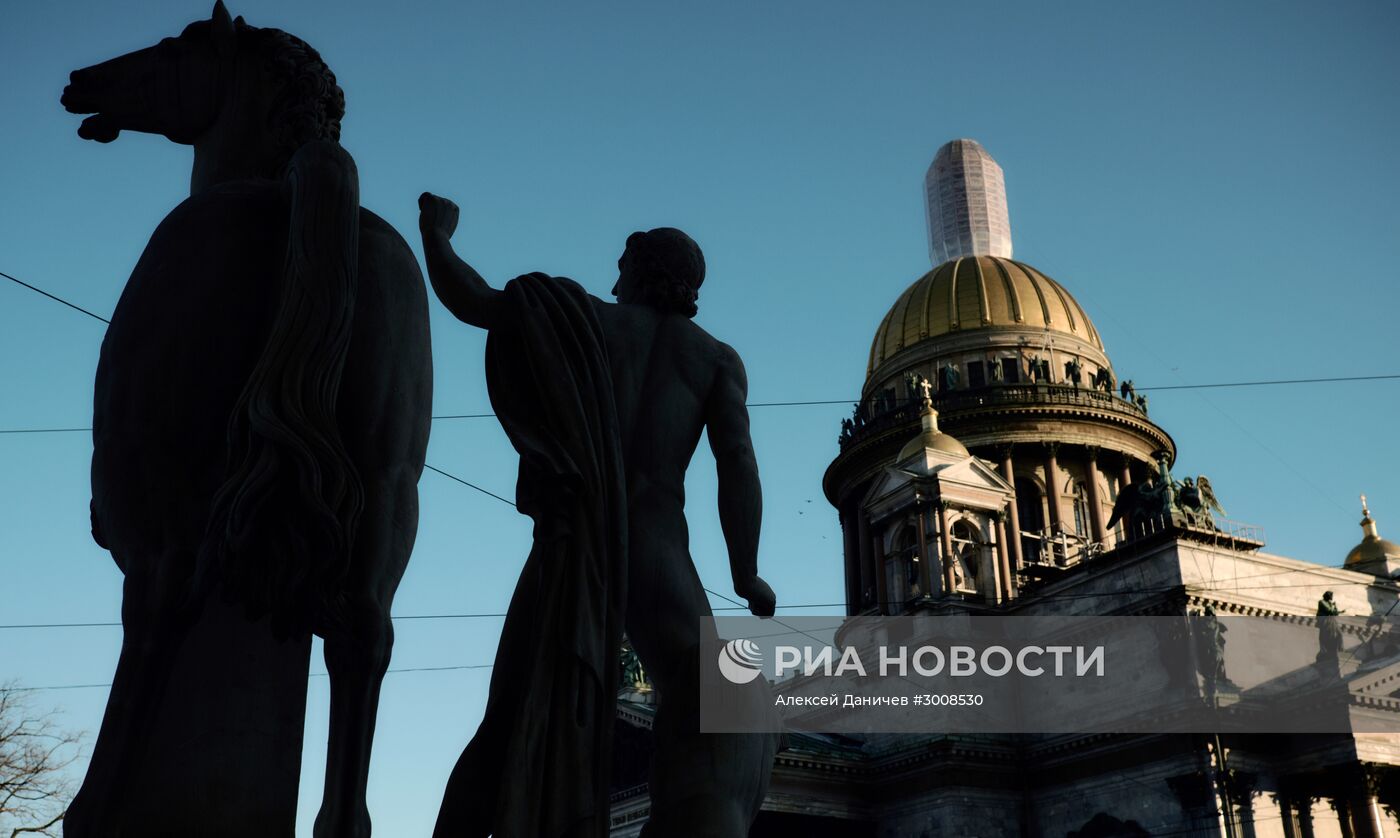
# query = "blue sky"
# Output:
<box><xmin>2</xmin><ymin>0</ymin><xmax>1397</xmax><ymax>834</ymax></box>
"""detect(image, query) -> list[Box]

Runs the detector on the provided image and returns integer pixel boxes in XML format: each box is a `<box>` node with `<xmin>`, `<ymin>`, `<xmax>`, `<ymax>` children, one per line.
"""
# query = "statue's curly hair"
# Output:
<box><xmin>624</xmin><ymin>228</ymin><xmax>706</xmax><ymax>318</ymax></box>
<box><xmin>242</xmin><ymin>23</ymin><xmax>345</xmax><ymax>171</ymax></box>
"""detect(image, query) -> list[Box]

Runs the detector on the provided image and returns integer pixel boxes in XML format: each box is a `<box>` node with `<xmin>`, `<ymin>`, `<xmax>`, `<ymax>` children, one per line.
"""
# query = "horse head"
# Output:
<box><xmin>62</xmin><ymin>2</ymin><xmax>236</xmax><ymax>144</ymax></box>
<box><xmin>62</xmin><ymin>2</ymin><xmax>344</xmax><ymax>188</ymax></box>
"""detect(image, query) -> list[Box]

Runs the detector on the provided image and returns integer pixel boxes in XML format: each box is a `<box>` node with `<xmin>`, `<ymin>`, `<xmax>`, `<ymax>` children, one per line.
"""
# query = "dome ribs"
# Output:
<box><xmin>989</xmin><ymin>256</ymin><xmax>1024</xmax><ymax>323</ymax></box>
<box><xmin>971</xmin><ymin>256</ymin><xmax>991</xmax><ymax>326</ymax></box>
<box><xmin>1013</xmin><ymin>259</ymin><xmax>1054</xmax><ymax>329</ymax></box>
<box><xmin>948</xmin><ymin>257</ymin><xmax>963</xmax><ymax>330</ymax></box>
<box><xmin>864</xmin><ymin>257</ymin><xmax>1111</xmax><ymax>381</ymax></box>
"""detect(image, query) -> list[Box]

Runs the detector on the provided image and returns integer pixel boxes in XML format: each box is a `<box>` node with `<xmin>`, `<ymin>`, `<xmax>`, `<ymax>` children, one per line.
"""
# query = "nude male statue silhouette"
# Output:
<box><xmin>418</xmin><ymin>192</ymin><xmax>777</xmax><ymax>838</ymax></box>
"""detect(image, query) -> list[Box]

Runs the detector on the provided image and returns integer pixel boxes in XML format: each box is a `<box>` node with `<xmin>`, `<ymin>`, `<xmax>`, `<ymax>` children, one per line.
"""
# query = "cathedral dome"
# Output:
<box><xmin>867</xmin><ymin>256</ymin><xmax>1104</xmax><ymax>381</ymax></box>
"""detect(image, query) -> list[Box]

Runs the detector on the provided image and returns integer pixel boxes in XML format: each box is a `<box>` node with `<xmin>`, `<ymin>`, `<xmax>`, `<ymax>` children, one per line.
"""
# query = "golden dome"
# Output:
<box><xmin>897</xmin><ymin>429</ymin><xmax>970</xmax><ymax>461</ymax></box>
<box><xmin>1344</xmin><ymin>496</ymin><xmax>1400</xmax><ymax>576</ymax></box>
<box><xmin>867</xmin><ymin>256</ymin><xmax>1104</xmax><ymax>379</ymax></box>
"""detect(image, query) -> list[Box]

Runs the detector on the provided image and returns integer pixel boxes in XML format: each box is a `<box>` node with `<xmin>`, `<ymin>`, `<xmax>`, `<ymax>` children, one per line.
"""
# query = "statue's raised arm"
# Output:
<box><xmin>417</xmin><ymin>191</ymin><xmax>505</xmax><ymax>329</ymax></box>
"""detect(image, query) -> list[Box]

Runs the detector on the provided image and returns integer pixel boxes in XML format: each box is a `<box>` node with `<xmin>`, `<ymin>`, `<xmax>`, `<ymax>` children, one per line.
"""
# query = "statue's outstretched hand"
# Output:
<box><xmin>418</xmin><ymin>192</ymin><xmax>460</xmax><ymax>239</ymax></box>
<box><xmin>735</xmin><ymin>575</ymin><xmax>776</xmax><ymax>618</ymax></box>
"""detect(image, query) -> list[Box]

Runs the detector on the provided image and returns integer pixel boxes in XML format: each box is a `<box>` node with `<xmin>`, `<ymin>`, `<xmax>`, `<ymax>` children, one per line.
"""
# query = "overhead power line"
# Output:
<box><xmin>0</xmin><ymin>602</ymin><xmax>849</xmax><ymax>632</ymax></box>
<box><xmin>1</xmin><ymin>269</ymin><xmax>110</xmax><ymax>324</ymax></box>
<box><xmin>7</xmin><ymin>368</ymin><xmax>1400</xmax><ymax>436</ymax></box>
<box><xmin>4</xmin><ymin>266</ymin><xmax>1397</xmax><ymax>422</ymax></box>
<box><xmin>423</xmin><ymin>463</ymin><xmax>516</xmax><ymax>506</ymax></box>
<box><xmin>15</xmin><ymin>662</ymin><xmax>495</xmax><ymax>693</ymax></box>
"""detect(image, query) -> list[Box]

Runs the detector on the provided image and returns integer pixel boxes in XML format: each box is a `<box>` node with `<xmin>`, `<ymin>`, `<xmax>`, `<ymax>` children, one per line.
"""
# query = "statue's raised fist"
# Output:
<box><xmin>418</xmin><ymin>192</ymin><xmax>459</xmax><ymax>238</ymax></box>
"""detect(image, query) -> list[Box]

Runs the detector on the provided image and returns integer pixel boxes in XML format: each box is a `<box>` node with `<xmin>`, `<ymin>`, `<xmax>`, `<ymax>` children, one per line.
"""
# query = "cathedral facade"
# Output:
<box><xmin>612</xmin><ymin>140</ymin><xmax>1400</xmax><ymax>838</ymax></box>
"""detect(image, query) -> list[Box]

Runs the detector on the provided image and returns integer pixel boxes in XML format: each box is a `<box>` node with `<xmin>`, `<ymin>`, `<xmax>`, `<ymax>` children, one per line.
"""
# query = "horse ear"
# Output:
<box><xmin>212</xmin><ymin>1</ymin><xmax>236</xmax><ymax>55</ymax></box>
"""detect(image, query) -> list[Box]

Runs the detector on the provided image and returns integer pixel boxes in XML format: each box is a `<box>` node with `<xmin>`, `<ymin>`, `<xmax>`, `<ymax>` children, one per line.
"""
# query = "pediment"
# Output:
<box><xmin>864</xmin><ymin>452</ymin><xmax>1014</xmax><ymax>511</ymax></box>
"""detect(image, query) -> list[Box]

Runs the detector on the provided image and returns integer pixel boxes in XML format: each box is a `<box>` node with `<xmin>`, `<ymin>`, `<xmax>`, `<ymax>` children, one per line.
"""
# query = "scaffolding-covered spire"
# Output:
<box><xmin>924</xmin><ymin>139</ymin><xmax>1013</xmax><ymax>265</ymax></box>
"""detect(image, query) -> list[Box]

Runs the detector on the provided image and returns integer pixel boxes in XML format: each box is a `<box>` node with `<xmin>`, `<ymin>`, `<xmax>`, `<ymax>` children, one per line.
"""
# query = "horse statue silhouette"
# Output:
<box><xmin>61</xmin><ymin>3</ymin><xmax>432</xmax><ymax>835</ymax></box>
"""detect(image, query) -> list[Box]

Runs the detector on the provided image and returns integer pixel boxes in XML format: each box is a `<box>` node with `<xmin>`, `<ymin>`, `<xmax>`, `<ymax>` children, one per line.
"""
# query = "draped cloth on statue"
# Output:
<box><xmin>481</xmin><ymin>272</ymin><xmax>628</xmax><ymax>838</ymax></box>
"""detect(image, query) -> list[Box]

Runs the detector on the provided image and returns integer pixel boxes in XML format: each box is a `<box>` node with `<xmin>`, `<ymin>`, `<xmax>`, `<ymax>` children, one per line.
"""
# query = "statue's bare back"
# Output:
<box><xmin>419</xmin><ymin>192</ymin><xmax>777</xmax><ymax>838</ymax></box>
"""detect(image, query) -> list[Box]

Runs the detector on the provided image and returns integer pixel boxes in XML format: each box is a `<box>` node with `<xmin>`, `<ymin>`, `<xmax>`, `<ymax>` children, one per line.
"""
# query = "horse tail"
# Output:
<box><xmin>200</xmin><ymin>139</ymin><xmax>364</xmax><ymax>636</ymax></box>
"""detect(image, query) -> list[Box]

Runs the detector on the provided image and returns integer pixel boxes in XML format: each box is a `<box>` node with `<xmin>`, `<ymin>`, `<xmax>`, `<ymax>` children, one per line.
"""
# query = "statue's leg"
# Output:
<box><xmin>312</xmin><ymin>591</ymin><xmax>392</xmax><ymax>838</ymax></box>
<box><xmin>432</xmin><ymin>704</ymin><xmax>508</xmax><ymax>838</ymax></box>
<box><xmin>432</xmin><ymin>541</ymin><xmax>545</xmax><ymax>838</ymax></box>
<box><xmin>312</xmin><ymin>476</ymin><xmax>413</xmax><ymax>838</ymax></box>
<box><xmin>66</xmin><ymin>550</ymin><xmax>194</xmax><ymax>837</ymax></box>
<box><xmin>637</xmin><ymin>652</ymin><xmax>779</xmax><ymax>838</ymax></box>
<box><xmin>627</xmin><ymin>541</ymin><xmax>777</xmax><ymax>838</ymax></box>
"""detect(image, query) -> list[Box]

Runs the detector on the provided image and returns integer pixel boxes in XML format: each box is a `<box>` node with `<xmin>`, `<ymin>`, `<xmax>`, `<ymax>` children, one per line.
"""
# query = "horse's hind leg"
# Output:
<box><xmin>313</xmin><ymin>475</ymin><xmax>415</xmax><ymax>838</ymax></box>
<box><xmin>66</xmin><ymin>550</ymin><xmax>194</xmax><ymax>837</ymax></box>
<box><xmin>314</xmin><ymin>596</ymin><xmax>392</xmax><ymax>838</ymax></box>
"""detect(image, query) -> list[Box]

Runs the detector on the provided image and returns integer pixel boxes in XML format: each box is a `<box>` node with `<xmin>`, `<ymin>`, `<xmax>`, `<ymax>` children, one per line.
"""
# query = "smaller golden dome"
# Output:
<box><xmin>1344</xmin><ymin>495</ymin><xmax>1400</xmax><ymax>577</ymax></box>
<box><xmin>897</xmin><ymin>399</ymin><xmax>970</xmax><ymax>461</ymax></box>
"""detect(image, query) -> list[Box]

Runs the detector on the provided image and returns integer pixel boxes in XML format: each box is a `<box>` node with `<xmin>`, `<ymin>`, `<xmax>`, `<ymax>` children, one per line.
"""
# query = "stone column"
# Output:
<box><xmin>1332</xmin><ymin>798</ymin><xmax>1356</xmax><ymax>838</ymax></box>
<box><xmin>1279</xmin><ymin>795</ymin><xmax>1315</xmax><ymax>838</ymax></box>
<box><xmin>1042</xmin><ymin>443</ymin><xmax>1065</xmax><ymax>534</ymax></box>
<box><xmin>916</xmin><ymin>502</ymin><xmax>936</xmax><ymax>599</ymax></box>
<box><xmin>1117</xmin><ymin>455</ymin><xmax>1135</xmax><ymax>542</ymax></box>
<box><xmin>1352</xmin><ymin>797</ymin><xmax>1385</xmax><ymax>838</ymax></box>
<box><xmin>857</xmin><ymin>510</ymin><xmax>874</xmax><ymax>611</ymax></box>
<box><xmin>939</xmin><ymin>502</ymin><xmax>957</xmax><ymax>594</ymax></box>
<box><xmin>842</xmin><ymin>503</ymin><xmax>861</xmax><ymax>614</ymax></box>
<box><xmin>999</xmin><ymin>446</ymin><xmax>1025</xmax><ymax>569</ymax></box>
<box><xmin>1350</xmin><ymin>768</ymin><xmax>1387</xmax><ymax>838</ymax></box>
<box><xmin>1043</xmin><ymin>444</ymin><xmax>1066</xmax><ymax>565</ymax></box>
<box><xmin>995</xmin><ymin>512</ymin><xmax>1014</xmax><ymax>601</ymax></box>
<box><xmin>1084</xmin><ymin>446</ymin><xmax>1108</xmax><ymax>546</ymax></box>
<box><xmin>870</xmin><ymin>521</ymin><xmax>889</xmax><ymax>615</ymax></box>
<box><xmin>1229</xmin><ymin>773</ymin><xmax>1258</xmax><ymax>838</ymax></box>
<box><xmin>1295</xmin><ymin>797</ymin><xmax>1316</xmax><ymax>838</ymax></box>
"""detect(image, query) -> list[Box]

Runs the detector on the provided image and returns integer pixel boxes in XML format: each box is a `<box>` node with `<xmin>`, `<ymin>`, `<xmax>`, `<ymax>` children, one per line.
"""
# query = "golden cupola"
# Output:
<box><xmin>1345</xmin><ymin>495</ymin><xmax>1400</xmax><ymax>577</ymax></box>
<box><xmin>866</xmin><ymin>255</ymin><xmax>1107</xmax><ymax>391</ymax></box>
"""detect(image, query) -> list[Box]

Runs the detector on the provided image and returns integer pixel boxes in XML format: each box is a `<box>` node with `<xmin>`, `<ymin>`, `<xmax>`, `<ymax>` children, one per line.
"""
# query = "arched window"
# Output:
<box><xmin>895</xmin><ymin>524</ymin><xmax>921</xmax><ymax>600</ymax></box>
<box><xmin>1014</xmin><ymin>477</ymin><xmax>1045</xmax><ymax>563</ymax></box>
<box><xmin>1072</xmin><ymin>481</ymin><xmax>1090</xmax><ymax>539</ymax></box>
<box><xmin>950</xmin><ymin>519</ymin><xmax>982</xmax><ymax>593</ymax></box>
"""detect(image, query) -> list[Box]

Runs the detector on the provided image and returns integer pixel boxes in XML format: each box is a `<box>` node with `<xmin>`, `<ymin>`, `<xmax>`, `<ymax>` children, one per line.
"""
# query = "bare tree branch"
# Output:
<box><xmin>10</xmin><ymin>808</ymin><xmax>65</xmax><ymax>838</ymax></box>
<box><xmin>0</xmin><ymin>684</ymin><xmax>81</xmax><ymax>838</ymax></box>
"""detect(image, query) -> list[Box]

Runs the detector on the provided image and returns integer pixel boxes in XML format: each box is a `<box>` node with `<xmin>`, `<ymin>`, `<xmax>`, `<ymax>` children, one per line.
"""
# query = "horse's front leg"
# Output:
<box><xmin>313</xmin><ymin>589</ymin><xmax>394</xmax><ymax>838</ymax></box>
<box><xmin>67</xmin><ymin>552</ymin><xmax>195</xmax><ymax>837</ymax></box>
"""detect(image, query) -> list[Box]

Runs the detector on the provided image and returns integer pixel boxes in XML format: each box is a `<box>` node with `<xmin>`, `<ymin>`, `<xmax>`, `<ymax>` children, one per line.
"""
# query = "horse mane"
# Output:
<box><xmin>185</xmin><ymin>18</ymin><xmax>356</xmax><ymax>638</ymax></box>
<box><xmin>202</xmin><ymin>137</ymin><xmax>364</xmax><ymax>637</ymax></box>
<box><xmin>239</xmin><ymin>21</ymin><xmax>345</xmax><ymax>175</ymax></box>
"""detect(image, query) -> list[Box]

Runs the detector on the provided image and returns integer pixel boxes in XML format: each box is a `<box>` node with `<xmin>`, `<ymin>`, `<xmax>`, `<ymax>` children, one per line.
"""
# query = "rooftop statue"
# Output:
<box><xmin>1317</xmin><ymin>591</ymin><xmax>1345</xmax><ymax>675</ymax></box>
<box><xmin>940</xmin><ymin>362</ymin><xmax>960</xmax><ymax>393</ymax></box>
<box><xmin>1065</xmin><ymin>356</ymin><xmax>1083</xmax><ymax>387</ymax></box>
<box><xmin>1093</xmin><ymin>366</ymin><xmax>1113</xmax><ymax>392</ymax></box>
<box><xmin>61</xmin><ymin>4</ymin><xmax>432</xmax><ymax>835</ymax></box>
<box><xmin>1109</xmin><ymin>457</ymin><xmax>1226</xmax><ymax>539</ymax></box>
<box><xmin>418</xmin><ymin>193</ymin><xmax>779</xmax><ymax>838</ymax></box>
